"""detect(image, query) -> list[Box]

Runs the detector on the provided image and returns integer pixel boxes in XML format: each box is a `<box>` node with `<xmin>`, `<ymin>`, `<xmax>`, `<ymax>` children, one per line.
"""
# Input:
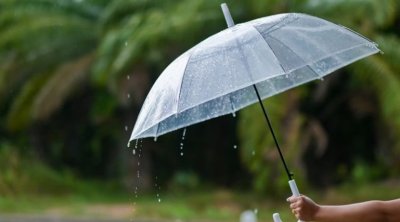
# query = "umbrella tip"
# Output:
<box><xmin>220</xmin><ymin>3</ymin><xmax>235</xmax><ymax>28</ymax></box>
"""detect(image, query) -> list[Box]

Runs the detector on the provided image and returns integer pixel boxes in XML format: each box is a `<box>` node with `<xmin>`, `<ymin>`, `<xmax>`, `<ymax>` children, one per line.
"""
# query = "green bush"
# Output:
<box><xmin>0</xmin><ymin>142</ymin><xmax>93</xmax><ymax>196</ymax></box>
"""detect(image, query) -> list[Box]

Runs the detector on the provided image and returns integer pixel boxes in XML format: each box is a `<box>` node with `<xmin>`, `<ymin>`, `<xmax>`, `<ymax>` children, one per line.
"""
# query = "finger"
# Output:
<box><xmin>294</xmin><ymin>208</ymin><xmax>301</xmax><ymax>218</ymax></box>
<box><xmin>290</xmin><ymin>203</ymin><xmax>298</xmax><ymax>209</ymax></box>
<box><xmin>292</xmin><ymin>209</ymin><xmax>300</xmax><ymax>218</ymax></box>
<box><xmin>287</xmin><ymin>196</ymin><xmax>299</xmax><ymax>203</ymax></box>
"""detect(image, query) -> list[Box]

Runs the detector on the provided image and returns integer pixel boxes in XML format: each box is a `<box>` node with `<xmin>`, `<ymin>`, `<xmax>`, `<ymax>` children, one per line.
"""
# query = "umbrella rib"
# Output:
<box><xmin>268</xmin><ymin>35</ymin><xmax>308</xmax><ymax>65</ymax></box>
<box><xmin>266</xmin><ymin>35</ymin><xmax>326</xmax><ymax>83</ymax></box>
<box><xmin>251</xmin><ymin>26</ymin><xmax>287</xmax><ymax>73</ymax></box>
<box><xmin>266</xmin><ymin>35</ymin><xmax>323</xmax><ymax>78</ymax></box>
<box><xmin>249</xmin><ymin>28</ymin><xmax>297</xmax><ymax>93</ymax></box>
<box><xmin>175</xmin><ymin>50</ymin><xmax>195</xmax><ymax>113</ymax></box>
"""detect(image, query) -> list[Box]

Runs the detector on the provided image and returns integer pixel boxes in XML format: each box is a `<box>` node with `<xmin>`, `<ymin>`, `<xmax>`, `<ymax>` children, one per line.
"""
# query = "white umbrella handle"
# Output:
<box><xmin>289</xmin><ymin>179</ymin><xmax>304</xmax><ymax>222</ymax></box>
<box><xmin>273</xmin><ymin>213</ymin><xmax>283</xmax><ymax>222</ymax></box>
<box><xmin>273</xmin><ymin>180</ymin><xmax>304</xmax><ymax>222</ymax></box>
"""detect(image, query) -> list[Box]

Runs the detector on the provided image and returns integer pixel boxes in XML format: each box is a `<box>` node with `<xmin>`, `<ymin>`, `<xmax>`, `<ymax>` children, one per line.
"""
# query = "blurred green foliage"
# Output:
<box><xmin>0</xmin><ymin>0</ymin><xmax>399</xmax><ymax>199</ymax></box>
<box><xmin>0</xmin><ymin>141</ymin><xmax>122</xmax><ymax>196</ymax></box>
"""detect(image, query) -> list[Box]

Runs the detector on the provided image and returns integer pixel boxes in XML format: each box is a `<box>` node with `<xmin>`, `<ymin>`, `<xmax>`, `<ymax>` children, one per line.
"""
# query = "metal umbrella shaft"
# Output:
<box><xmin>252</xmin><ymin>85</ymin><xmax>293</xmax><ymax>180</ymax></box>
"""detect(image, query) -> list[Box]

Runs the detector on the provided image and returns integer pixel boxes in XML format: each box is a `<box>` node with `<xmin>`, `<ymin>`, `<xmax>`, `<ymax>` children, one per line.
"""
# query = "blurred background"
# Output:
<box><xmin>0</xmin><ymin>0</ymin><xmax>400</xmax><ymax>221</ymax></box>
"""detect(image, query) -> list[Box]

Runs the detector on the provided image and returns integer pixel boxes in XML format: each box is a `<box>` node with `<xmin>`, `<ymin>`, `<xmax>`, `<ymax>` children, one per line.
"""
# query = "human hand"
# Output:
<box><xmin>287</xmin><ymin>195</ymin><xmax>320</xmax><ymax>221</ymax></box>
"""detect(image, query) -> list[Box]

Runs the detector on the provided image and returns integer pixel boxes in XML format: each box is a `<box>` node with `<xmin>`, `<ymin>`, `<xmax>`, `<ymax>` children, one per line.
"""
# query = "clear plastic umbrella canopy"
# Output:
<box><xmin>129</xmin><ymin>12</ymin><xmax>380</xmax><ymax>142</ymax></box>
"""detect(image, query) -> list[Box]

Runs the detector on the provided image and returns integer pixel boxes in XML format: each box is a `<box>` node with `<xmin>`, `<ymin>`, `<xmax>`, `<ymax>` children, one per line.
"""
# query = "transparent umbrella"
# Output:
<box><xmin>130</xmin><ymin>5</ymin><xmax>379</xmax><ymax>143</ymax></box>
<box><xmin>129</xmin><ymin>3</ymin><xmax>380</xmax><ymax>220</ymax></box>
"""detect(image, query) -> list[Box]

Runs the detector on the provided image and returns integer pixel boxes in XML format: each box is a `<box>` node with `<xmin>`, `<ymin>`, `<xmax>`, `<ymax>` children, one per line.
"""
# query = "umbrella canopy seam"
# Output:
<box><xmin>175</xmin><ymin>50</ymin><xmax>196</xmax><ymax>114</ymax></box>
<box><xmin>251</xmin><ymin>25</ymin><xmax>287</xmax><ymax>73</ymax></box>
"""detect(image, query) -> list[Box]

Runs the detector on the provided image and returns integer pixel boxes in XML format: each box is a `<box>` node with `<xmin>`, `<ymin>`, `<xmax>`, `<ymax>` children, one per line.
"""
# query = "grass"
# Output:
<box><xmin>1</xmin><ymin>180</ymin><xmax>399</xmax><ymax>222</ymax></box>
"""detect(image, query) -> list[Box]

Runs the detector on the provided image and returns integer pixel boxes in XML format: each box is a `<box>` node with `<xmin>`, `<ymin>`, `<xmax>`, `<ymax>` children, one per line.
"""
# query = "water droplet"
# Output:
<box><xmin>127</xmin><ymin>75</ymin><xmax>130</xmax><ymax>80</ymax></box>
<box><xmin>179</xmin><ymin>129</ymin><xmax>186</xmax><ymax>155</ymax></box>
<box><xmin>233</xmin><ymin>145</ymin><xmax>237</xmax><ymax>149</ymax></box>
<box><xmin>127</xmin><ymin>93</ymin><xmax>131</xmax><ymax>98</ymax></box>
<box><xmin>125</xmin><ymin>41</ymin><xmax>128</xmax><ymax>46</ymax></box>
<box><xmin>135</xmin><ymin>140</ymin><xmax>139</xmax><ymax>149</ymax></box>
<box><xmin>137</xmin><ymin>161</ymin><xmax>140</xmax><ymax>166</ymax></box>
<box><xmin>182</xmin><ymin>128</ymin><xmax>187</xmax><ymax>137</ymax></box>
<box><xmin>252</xmin><ymin>150</ymin><xmax>255</xmax><ymax>156</ymax></box>
<box><xmin>125</xmin><ymin>126</ymin><xmax>128</xmax><ymax>131</ymax></box>
<box><xmin>154</xmin><ymin>137</ymin><xmax>158</xmax><ymax>142</ymax></box>
<box><xmin>132</xmin><ymin>149</ymin><xmax>136</xmax><ymax>155</ymax></box>
<box><xmin>158</xmin><ymin>198</ymin><xmax>161</xmax><ymax>203</ymax></box>
<box><xmin>232</xmin><ymin>112</ymin><xmax>236</xmax><ymax>117</ymax></box>
<box><xmin>254</xmin><ymin>208</ymin><xmax>258</xmax><ymax>214</ymax></box>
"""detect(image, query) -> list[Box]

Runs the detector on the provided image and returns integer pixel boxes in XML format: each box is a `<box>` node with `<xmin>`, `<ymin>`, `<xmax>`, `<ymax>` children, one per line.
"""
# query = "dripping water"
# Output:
<box><xmin>179</xmin><ymin>128</ymin><xmax>187</xmax><ymax>156</ymax></box>
<box><xmin>154</xmin><ymin>176</ymin><xmax>162</xmax><ymax>203</ymax></box>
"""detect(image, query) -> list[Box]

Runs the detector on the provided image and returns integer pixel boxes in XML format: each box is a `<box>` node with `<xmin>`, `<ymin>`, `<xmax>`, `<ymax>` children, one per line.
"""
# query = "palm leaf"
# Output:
<box><xmin>33</xmin><ymin>54</ymin><xmax>94</xmax><ymax>121</ymax></box>
<box><xmin>6</xmin><ymin>72</ymin><xmax>52</xmax><ymax>131</ymax></box>
<box><xmin>351</xmin><ymin>55</ymin><xmax>400</xmax><ymax>145</ymax></box>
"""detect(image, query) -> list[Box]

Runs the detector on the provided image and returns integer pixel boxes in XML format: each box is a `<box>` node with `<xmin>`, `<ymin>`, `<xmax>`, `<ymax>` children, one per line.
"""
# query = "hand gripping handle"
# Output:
<box><xmin>289</xmin><ymin>179</ymin><xmax>304</xmax><ymax>222</ymax></box>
